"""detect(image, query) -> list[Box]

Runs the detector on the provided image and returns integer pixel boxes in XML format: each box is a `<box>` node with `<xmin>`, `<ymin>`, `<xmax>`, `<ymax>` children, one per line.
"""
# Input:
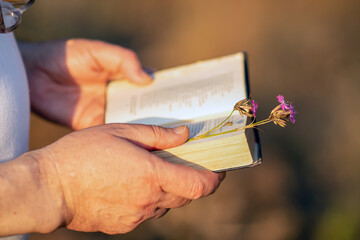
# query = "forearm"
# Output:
<box><xmin>0</xmin><ymin>151</ymin><xmax>65</xmax><ymax>236</ymax></box>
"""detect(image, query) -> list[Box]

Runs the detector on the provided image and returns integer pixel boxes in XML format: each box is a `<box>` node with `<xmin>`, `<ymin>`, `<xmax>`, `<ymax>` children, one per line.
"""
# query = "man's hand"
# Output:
<box><xmin>0</xmin><ymin>124</ymin><xmax>224</xmax><ymax>236</ymax></box>
<box><xmin>19</xmin><ymin>39</ymin><xmax>152</xmax><ymax>130</ymax></box>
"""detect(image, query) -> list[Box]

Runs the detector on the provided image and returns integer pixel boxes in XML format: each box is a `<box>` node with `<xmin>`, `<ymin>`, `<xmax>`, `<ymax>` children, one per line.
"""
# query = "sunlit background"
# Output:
<box><xmin>14</xmin><ymin>0</ymin><xmax>360</xmax><ymax>239</ymax></box>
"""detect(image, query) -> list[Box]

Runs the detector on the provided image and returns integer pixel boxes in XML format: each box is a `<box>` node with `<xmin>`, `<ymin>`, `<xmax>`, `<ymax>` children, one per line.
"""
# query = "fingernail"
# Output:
<box><xmin>173</xmin><ymin>125</ymin><xmax>186</xmax><ymax>135</ymax></box>
<box><xmin>142</xmin><ymin>66</ymin><xmax>155</xmax><ymax>80</ymax></box>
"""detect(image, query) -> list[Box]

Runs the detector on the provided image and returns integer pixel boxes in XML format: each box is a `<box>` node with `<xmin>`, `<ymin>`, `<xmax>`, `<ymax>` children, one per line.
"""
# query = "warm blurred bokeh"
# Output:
<box><xmin>14</xmin><ymin>0</ymin><xmax>359</xmax><ymax>239</ymax></box>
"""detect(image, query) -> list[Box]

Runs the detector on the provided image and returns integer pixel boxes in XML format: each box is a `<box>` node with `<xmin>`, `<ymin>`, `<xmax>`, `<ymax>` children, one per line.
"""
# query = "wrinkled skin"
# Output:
<box><xmin>35</xmin><ymin>123</ymin><xmax>224</xmax><ymax>234</ymax></box>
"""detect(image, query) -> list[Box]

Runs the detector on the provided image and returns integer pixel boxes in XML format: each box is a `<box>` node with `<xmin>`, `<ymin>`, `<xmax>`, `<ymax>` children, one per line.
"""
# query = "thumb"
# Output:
<box><xmin>111</xmin><ymin>124</ymin><xmax>190</xmax><ymax>150</ymax></box>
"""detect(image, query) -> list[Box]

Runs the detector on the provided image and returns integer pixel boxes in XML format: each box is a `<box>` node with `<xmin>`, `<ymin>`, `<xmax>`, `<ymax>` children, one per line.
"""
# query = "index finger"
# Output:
<box><xmin>88</xmin><ymin>41</ymin><xmax>152</xmax><ymax>85</ymax></box>
<box><xmin>153</xmin><ymin>154</ymin><xmax>225</xmax><ymax>200</ymax></box>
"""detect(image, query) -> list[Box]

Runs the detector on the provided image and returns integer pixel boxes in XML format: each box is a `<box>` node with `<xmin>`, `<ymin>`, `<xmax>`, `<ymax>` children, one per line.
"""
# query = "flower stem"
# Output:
<box><xmin>188</xmin><ymin>120</ymin><xmax>258</xmax><ymax>142</ymax></box>
<box><xmin>188</xmin><ymin>117</ymin><xmax>275</xmax><ymax>142</ymax></box>
<box><xmin>247</xmin><ymin>118</ymin><xmax>273</xmax><ymax>127</ymax></box>
<box><xmin>189</xmin><ymin>109</ymin><xmax>235</xmax><ymax>141</ymax></box>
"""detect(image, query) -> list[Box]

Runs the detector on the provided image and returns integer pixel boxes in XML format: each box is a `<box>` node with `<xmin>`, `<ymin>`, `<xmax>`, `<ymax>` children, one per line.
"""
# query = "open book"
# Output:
<box><xmin>105</xmin><ymin>53</ymin><xmax>262</xmax><ymax>172</ymax></box>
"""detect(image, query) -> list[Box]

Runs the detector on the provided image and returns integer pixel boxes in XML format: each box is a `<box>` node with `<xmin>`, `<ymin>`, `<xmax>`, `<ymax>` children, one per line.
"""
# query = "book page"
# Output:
<box><xmin>106</xmin><ymin>53</ymin><xmax>247</xmax><ymax>125</ymax></box>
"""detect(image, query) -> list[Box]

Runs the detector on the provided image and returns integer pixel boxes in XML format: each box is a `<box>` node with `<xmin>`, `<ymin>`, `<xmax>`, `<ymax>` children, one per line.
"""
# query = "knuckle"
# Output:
<box><xmin>149</xmin><ymin>125</ymin><xmax>164</xmax><ymax>146</ymax></box>
<box><xmin>129</xmin><ymin>213</ymin><xmax>146</xmax><ymax>226</ymax></box>
<box><xmin>189</xmin><ymin>180</ymin><xmax>205</xmax><ymax>199</ymax></box>
<box><xmin>181</xmin><ymin>199</ymin><xmax>192</xmax><ymax>207</ymax></box>
<box><xmin>154</xmin><ymin>208</ymin><xmax>169</xmax><ymax>219</ymax></box>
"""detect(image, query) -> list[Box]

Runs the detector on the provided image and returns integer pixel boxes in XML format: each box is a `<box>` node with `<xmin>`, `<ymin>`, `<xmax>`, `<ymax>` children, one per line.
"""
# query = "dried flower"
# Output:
<box><xmin>277</xmin><ymin>95</ymin><xmax>285</xmax><ymax>104</ymax></box>
<box><xmin>251</xmin><ymin>100</ymin><xmax>258</xmax><ymax>118</ymax></box>
<box><xmin>289</xmin><ymin>103</ymin><xmax>296</xmax><ymax>123</ymax></box>
<box><xmin>269</xmin><ymin>96</ymin><xmax>296</xmax><ymax>127</ymax></box>
<box><xmin>277</xmin><ymin>95</ymin><xmax>290</xmax><ymax>110</ymax></box>
<box><xmin>233</xmin><ymin>98</ymin><xmax>257</xmax><ymax>118</ymax></box>
<box><xmin>277</xmin><ymin>95</ymin><xmax>296</xmax><ymax>123</ymax></box>
<box><xmin>270</xmin><ymin>106</ymin><xmax>291</xmax><ymax>127</ymax></box>
<box><xmin>188</xmin><ymin>95</ymin><xmax>296</xmax><ymax>142</ymax></box>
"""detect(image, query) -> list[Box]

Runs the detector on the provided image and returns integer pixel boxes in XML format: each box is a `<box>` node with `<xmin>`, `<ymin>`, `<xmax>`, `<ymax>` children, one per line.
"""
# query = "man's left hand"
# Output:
<box><xmin>20</xmin><ymin>39</ymin><xmax>152</xmax><ymax>130</ymax></box>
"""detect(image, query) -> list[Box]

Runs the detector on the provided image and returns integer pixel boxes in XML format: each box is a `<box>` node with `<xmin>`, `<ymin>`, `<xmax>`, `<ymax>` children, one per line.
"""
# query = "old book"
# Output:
<box><xmin>105</xmin><ymin>53</ymin><xmax>262</xmax><ymax>172</ymax></box>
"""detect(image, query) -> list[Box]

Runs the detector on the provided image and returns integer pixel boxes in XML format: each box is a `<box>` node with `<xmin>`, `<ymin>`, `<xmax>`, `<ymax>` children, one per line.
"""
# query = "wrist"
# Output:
<box><xmin>0</xmin><ymin>150</ymin><xmax>66</xmax><ymax>235</ymax></box>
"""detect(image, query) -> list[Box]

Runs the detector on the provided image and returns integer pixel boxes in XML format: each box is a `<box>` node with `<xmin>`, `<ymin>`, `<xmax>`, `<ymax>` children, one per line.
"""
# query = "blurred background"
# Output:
<box><xmin>14</xmin><ymin>0</ymin><xmax>359</xmax><ymax>239</ymax></box>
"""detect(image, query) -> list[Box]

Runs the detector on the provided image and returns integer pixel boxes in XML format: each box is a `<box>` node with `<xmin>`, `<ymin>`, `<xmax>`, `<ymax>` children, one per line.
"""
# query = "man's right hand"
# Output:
<box><xmin>14</xmin><ymin>124</ymin><xmax>224</xmax><ymax>235</ymax></box>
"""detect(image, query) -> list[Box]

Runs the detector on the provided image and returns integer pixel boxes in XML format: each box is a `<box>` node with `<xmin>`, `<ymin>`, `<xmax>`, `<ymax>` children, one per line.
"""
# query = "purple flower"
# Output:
<box><xmin>277</xmin><ymin>95</ymin><xmax>285</xmax><ymax>103</ymax></box>
<box><xmin>275</xmin><ymin>95</ymin><xmax>296</xmax><ymax>124</ymax></box>
<box><xmin>277</xmin><ymin>95</ymin><xmax>290</xmax><ymax>110</ymax></box>
<box><xmin>251</xmin><ymin>100</ymin><xmax>258</xmax><ymax>118</ymax></box>
<box><xmin>289</xmin><ymin>103</ymin><xmax>296</xmax><ymax>123</ymax></box>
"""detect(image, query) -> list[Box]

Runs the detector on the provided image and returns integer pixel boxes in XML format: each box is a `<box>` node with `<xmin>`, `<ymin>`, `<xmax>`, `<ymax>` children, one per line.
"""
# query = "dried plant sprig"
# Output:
<box><xmin>233</xmin><ymin>99</ymin><xmax>258</xmax><ymax>118</ymax></box>
<box><xmin>247</xmin><ymin>95</ymin><xmax>296</xmax><ymax>128</ymax></box>
<box><xmin>269</xmin><ymin>105</ymin><xmax>290</xmax><ymax>127</ymax></box>
<box><xmin>189</xmin><ymin>98</ymin><xmax>257</xmax><ymax>141</ymax></box>
<box><xmin>188</xmin><ymin>95</ymin><xmax>296</xmax><ymax>141</ymax></box>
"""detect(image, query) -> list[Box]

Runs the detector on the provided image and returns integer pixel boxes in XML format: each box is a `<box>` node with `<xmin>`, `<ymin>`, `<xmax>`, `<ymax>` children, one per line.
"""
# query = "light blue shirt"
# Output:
<box><xmin>0</xmin><ymin>33</ymin><xmax>30</xmax><ymax>240</ymax></box>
